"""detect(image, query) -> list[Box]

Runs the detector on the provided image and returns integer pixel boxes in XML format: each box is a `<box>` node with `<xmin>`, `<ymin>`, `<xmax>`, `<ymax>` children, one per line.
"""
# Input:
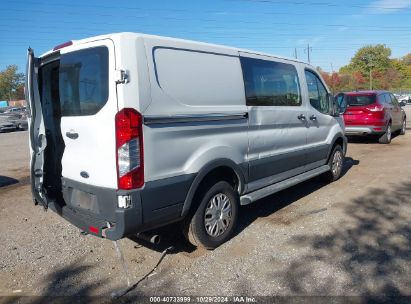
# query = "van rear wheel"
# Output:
<box><xmin>183</xmin><ymin>181</ymin><xmax>239</xmax><ymax>249</ymax></box>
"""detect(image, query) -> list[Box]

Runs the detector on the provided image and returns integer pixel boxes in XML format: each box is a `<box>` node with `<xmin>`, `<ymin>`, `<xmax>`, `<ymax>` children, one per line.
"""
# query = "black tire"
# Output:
<box><xmin>323</xmin><ymin>145</ymin><xmax>344</xmax><ymax>183</ymax></box>
<box><xmin>379</xmin><ymin>123</ymin><xmax>392</xmax><ymax>144</ymax></box>
<box><xmin>400</xmin><ymin>119</ymin><xmax>406</xmax><ymax>135</ymax></box>
<box><xmin>182</xmin><ymin>181</ymin><xmax>239</xmax><ymax>249</ymax></box>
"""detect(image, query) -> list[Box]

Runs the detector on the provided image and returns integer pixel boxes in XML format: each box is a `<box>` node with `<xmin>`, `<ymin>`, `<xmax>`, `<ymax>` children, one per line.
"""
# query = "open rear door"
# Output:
<box><xmin>26</xmin><ymin>48</ymin><xmax>48</xmax><ymax>209</ymax></box>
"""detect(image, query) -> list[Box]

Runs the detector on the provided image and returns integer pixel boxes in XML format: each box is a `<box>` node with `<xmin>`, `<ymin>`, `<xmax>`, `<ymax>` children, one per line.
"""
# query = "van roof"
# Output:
<box><xmin>41</xmin><ymin>32</ymin><xmax>307</xmax><ymax>66</ymax></box>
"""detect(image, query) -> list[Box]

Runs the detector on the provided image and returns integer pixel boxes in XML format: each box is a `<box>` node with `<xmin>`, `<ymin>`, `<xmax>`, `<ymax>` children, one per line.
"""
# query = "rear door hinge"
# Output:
<box><xmin>115</xmin><ymin>69</ymin><xmax>129</xmax><ymax>84</ymax></box>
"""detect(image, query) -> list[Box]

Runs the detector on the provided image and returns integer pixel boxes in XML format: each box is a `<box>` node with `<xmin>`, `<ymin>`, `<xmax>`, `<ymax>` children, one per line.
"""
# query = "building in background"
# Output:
<box><xmin>8</xmin><ymin>100</ymin><xmax>26</xmax><ymax>107</ymax></box>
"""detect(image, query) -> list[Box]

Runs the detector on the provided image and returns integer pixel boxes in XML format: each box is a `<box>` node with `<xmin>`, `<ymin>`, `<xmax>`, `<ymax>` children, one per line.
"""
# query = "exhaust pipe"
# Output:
<box><xmin>136</xmin><ymin>232</ymin><xmax>161</xmax><ymax>244</ymax></box>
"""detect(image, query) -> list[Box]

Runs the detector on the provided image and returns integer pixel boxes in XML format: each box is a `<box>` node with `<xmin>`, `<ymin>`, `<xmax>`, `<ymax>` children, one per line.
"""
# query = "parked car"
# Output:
<box><xmin>0</xmin><ymin>116</ymin><xmax>17</xmax><ymax>132</ymax></box>
<box><xmin>26</xmin><ymin>33</ymin><xmax>347</xmax><ymax>249</ymax></box>
<box><xmin>9</xmin><ymin>113</ymin><xmax>28</xmax><ymax>130</ymax></box>
<box><xmin>3</xmin><ymin>107</ymin><xmax>26</xmax><ymax>114</ymax></box>
<box><xmin>336</xmin><ymin>91</ymin><xmax>406</xmax><ymax>144</ymax></box>
<box><xmin>399</xmin><ymin>95</ymin><xmax>411</xmax><ymax>104</ymax></box>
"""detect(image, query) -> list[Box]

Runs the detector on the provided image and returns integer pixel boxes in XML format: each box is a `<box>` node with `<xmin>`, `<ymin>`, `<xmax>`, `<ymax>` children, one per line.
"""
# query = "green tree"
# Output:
<box><xmin>402</xmin><ymin>53</ymin><xmax>411</xmax><ymax>65</ymax></box>
<box><xmin>340</xmin><ymin>44</ymin><xmax>392</xmax><ymax>75</ymax></box>
<box><xmin>0</xmin><ymin>65</ymin><xmax>24</xmax><ymax>101</ymax></box>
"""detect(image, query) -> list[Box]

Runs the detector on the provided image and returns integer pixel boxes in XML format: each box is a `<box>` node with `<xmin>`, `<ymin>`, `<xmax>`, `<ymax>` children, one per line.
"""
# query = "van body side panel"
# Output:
<box><xmin>140</xmin><ymin>37</ymin><xmax>248</xmax><ymax>218</ymax></box>
<box><xmin>113</xmin><ymin>34</ymin><xmax>152</xmax><ymax>113</ymax></box>
<box><xmin>143</xmin><ymin>38</ymin><xmax>248</xmax><ymax>180</ymax></box>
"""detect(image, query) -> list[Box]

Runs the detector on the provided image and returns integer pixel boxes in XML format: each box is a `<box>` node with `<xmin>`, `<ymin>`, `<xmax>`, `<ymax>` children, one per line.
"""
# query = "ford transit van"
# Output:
<box><xmin>26</xmin><ymin>33</ymin><xmax>346</xmax><ymax>249</ymax></box>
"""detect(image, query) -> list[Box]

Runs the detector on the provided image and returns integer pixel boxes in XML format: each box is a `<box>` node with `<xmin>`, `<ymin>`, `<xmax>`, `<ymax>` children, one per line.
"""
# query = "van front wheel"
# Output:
<box><xmin>323</xmin><ymin>145</ymin><xmax>344</xmax><ymax>183</ymax></box>
<box><xmin>183</xmin><ymin>181</ymin><xmax>239</xmax><ymax>249</ymax></box>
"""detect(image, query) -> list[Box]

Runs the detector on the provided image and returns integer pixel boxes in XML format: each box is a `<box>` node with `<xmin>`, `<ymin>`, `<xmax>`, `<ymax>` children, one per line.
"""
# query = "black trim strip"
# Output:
<box><xmin>143</xmin><ymin>113</ymin><xmax>248</xmax><ymax>125</ymax></box>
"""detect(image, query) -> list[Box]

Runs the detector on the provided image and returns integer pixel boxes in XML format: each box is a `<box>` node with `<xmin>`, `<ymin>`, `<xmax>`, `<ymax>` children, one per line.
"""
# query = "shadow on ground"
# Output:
<box><xmin>4</xmin><ymin>259</ymin><xmax>100</xmax><ymax>304</ymax></box>
<box><xmin>0</xmin><ymin>176</ymin><xmax>19</xmax><ymax>188</ymax></box>
<box><xmin>269</xmin><ymin>179</ymin><xmax>411</xmax><ymax>297</ymax></box>
<box><xmin>347</xmin><ymin>131</ymin><xmax>405</xmax><ymax>144</ymax></box>
<box><xmin>130</xmin><ymin>157</ymin><xmax>359</xmax><ymax>254</ymax></box>
<box><xmin>3</xmin><ymin>256</ymin><xmax>176</xmax><ymax>303</ymax></box>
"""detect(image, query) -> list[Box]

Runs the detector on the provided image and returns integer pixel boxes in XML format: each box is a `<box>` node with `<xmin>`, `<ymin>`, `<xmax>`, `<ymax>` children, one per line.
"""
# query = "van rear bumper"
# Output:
<box><xmin>50</xmin><ymin>178</ymin><xmax>143</xmax><ymax>240</ymax></box>
<box><xmin>52</xmin><ymin>176</ymin><xmax>193</xmax><ymax>240</ymax></box>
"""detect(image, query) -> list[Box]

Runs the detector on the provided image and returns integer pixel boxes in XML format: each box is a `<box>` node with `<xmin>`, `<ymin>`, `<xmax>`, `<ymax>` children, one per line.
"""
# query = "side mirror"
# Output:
<box><xmin>400</xmin><ymin>101</ymin><xmax>406</xmax><ymax>107</ymax></box>
<box><xmin>328</xmin><ymin>93</ymin><xmax>344</xmax><ymax>116</ymax></box>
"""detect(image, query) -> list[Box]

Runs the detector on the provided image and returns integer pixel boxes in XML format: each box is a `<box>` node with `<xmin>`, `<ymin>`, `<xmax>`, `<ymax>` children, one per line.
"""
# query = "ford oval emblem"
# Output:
<box><xmin>80</xmin><ymin>171</ymin><xmax>89</xmax><ymax>178</ymax></box>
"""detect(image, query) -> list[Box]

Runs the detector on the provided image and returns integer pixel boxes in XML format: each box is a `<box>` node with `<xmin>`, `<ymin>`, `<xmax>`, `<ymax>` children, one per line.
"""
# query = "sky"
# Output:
<box><xmin>1</xmin><ymin>0</ymin><xmax>411</xmax><ymax>73</ymax></box>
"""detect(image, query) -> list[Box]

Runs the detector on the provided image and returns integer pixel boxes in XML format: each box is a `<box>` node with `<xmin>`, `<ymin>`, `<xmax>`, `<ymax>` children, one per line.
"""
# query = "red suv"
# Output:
<box><xmin>336</xmin><ymin>91</ymin><xmax>407</xmax><ymax>144</ymax></box>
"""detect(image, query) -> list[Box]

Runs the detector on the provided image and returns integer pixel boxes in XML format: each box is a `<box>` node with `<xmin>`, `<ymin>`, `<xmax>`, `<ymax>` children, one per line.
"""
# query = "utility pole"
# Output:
<box><xmin>305</xmin><ymin>44</ymin><xmax>312</xmax><ymax>63</ymax></box>
<box><xmin>369</xmin><ymin>69</ymin><xmax>373</xmax><ymax>90</ymax></box>
<box><xmin>294</xmin><ymin>48</ymin><xmax>298</xmax><ymax>59</ymax></box>
<box><xmin>361</xmin><ymin>56</ymin><xmax>373</xmax><ymax>90</ymax></box>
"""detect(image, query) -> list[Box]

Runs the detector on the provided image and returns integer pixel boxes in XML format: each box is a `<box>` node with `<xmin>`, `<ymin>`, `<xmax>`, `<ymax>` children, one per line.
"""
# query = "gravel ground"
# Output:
<box><xmin>1</xmin><ymin>107</ymin><xmax>411</xmax><ymax>300</ymax></box>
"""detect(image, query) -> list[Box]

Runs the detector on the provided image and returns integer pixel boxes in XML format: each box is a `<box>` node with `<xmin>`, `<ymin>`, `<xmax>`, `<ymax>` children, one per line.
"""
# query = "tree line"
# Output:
<box><xmin>0</xmin><ymin>65</ymin><xmax>25</xmax><ymax>101</ymax></box>
<box><xmin>320</xmin><ymin>44</ymin><xmax>411</xmax><ymax>94</ymax></box>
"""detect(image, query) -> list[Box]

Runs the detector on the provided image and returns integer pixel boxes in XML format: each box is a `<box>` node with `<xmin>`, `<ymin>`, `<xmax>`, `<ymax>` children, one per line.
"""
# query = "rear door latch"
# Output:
<box><xmin>115</xmin><ymin>69</ymin><xmax>129</xmax><ymax>84</ymax></box>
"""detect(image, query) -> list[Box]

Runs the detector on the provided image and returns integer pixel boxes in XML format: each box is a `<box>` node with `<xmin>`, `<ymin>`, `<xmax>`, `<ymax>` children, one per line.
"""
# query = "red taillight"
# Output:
<box><xmin>366</xmin><ymin>104</ymin><xmax>384</xmax><ymax>112</ymax></box>
<box><xmin>89</xmin><ymin>226</ymin><xmax>99</xmax><ymax>234</ymax></box>
<box><xmin>53</xmin><ymin>41</ymin><xmax>73</xmax><ymax>51</ymax></box>
<box><xmin>115</xmin><ymin>108</ymin><xmax>144</xmax><ymax>190</ymax></box>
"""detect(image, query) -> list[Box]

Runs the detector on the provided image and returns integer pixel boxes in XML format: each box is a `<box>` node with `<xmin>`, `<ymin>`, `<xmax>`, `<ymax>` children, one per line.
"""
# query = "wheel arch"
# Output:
<box><xmin>327</xmin><ymin>133</ymin><xmax>347</xmax><ymax>163</ymax></box>
<box><xmin>181</xmin><ymin>159</ymin><xmax>247</xmax><ymax>217</ymax></box>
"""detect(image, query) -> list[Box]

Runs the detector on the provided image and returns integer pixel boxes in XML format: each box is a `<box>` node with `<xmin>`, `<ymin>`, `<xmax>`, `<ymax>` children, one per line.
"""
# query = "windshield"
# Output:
<box><xmin>58</xmin><ymin>46</ymin><xmax>109</xmax><ymax>116</ymax></box>
<box><xmin>346</xmin><ymin>95</ymin><xmax>376</xmax><ymax>107</ymax></box>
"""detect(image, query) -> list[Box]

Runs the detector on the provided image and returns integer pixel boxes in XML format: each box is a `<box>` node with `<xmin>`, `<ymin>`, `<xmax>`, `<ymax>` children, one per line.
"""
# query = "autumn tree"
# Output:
<box><xmin>400</xmin><ymin>53</ymin><xmax>411</xmax><ymax>89</ymax></box>
<box><xmin>0</xmin><ymin>65</ymin><xmax>24</xmax><ymax>101</ymax></box>
<box><xmin>339</xmin><ymin>44</ymin><xmax>393</xmax><ymax>90</ymax></box>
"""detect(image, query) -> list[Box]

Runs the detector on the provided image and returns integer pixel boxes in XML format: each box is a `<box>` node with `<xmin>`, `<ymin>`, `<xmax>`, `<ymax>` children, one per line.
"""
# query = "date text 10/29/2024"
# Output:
<box><xmin>149</xmin><ymin>296</ymin><xmax>257</xmax><ymax>303</ymax></box>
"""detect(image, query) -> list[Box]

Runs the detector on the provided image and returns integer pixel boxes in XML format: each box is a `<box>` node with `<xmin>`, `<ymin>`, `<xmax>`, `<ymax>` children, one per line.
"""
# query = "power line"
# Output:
<box><xmin>233</xmin><ymin>0</ymin><xmax>411</xmax><ymax>11</ymax></box>
<box><xmin>2</xmin><ymin>6</ymin><xmax>411</xmax><ymax>20</ymax></box>
<box><xmin>7</xmin><ymin>0</ymin><xmax>411</xmax><ymax>13</ymax></box>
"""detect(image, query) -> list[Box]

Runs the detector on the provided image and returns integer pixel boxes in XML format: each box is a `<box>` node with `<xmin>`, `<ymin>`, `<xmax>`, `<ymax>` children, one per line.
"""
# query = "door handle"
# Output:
<box><xmin>297</xmin><ymin>114</ymin><xmax>306</xmax><ymax>120</ymax></box>
<box><xmin>66</xmin><ymin>131</ymin><xmax>79</xmax><ymax>139</ymax></box>
<box><xmin>309</xmin><ymin>115</ymin><xmax>317</xmax><ymax>121</ymax></box>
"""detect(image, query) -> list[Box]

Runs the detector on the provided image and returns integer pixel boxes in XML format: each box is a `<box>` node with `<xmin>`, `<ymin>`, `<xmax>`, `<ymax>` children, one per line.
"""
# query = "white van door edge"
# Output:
<box><xmin>26</xmin><ymin>48</ymin><xmax>48</xmax><ymax>209</ymax></box>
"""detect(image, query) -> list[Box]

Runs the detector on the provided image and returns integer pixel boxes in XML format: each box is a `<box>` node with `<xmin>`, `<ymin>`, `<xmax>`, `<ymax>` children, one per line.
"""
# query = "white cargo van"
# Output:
<box><xmin>26</xmin><ymin>33</ymin><xmax>346</xmax><ymax>249</ymax></box>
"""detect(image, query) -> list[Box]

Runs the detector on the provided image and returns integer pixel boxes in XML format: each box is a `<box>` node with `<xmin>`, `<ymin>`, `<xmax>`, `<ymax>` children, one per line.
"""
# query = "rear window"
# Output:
<box><xmin>59</xmin><ymin>47</ymin><xmax>109</xmax><ymax>116</ymax></box>
<box><xmin>346</xmin><ymin>95</ymin><xmax>376</xmax><ymax>106</ymax></box>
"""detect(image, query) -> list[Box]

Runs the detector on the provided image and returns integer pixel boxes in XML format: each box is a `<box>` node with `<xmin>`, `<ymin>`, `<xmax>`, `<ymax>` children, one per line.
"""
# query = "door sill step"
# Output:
<box><xmin>240</xmin><ymin>165</ymin><xmax>330</xmax><ymax>205</ymax></box>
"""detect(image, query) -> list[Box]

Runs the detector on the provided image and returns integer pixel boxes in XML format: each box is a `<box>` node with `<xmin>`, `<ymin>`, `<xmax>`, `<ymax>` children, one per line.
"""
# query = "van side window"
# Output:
<box><xmin>305</xmin><ymin>70</ymin><xmax>329</xmax><ymax>114</ymax></box>
<box><xmin>240</xmin><ymin>57</ymin><xmax>301</xmax><ymax>106</ymax></box>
